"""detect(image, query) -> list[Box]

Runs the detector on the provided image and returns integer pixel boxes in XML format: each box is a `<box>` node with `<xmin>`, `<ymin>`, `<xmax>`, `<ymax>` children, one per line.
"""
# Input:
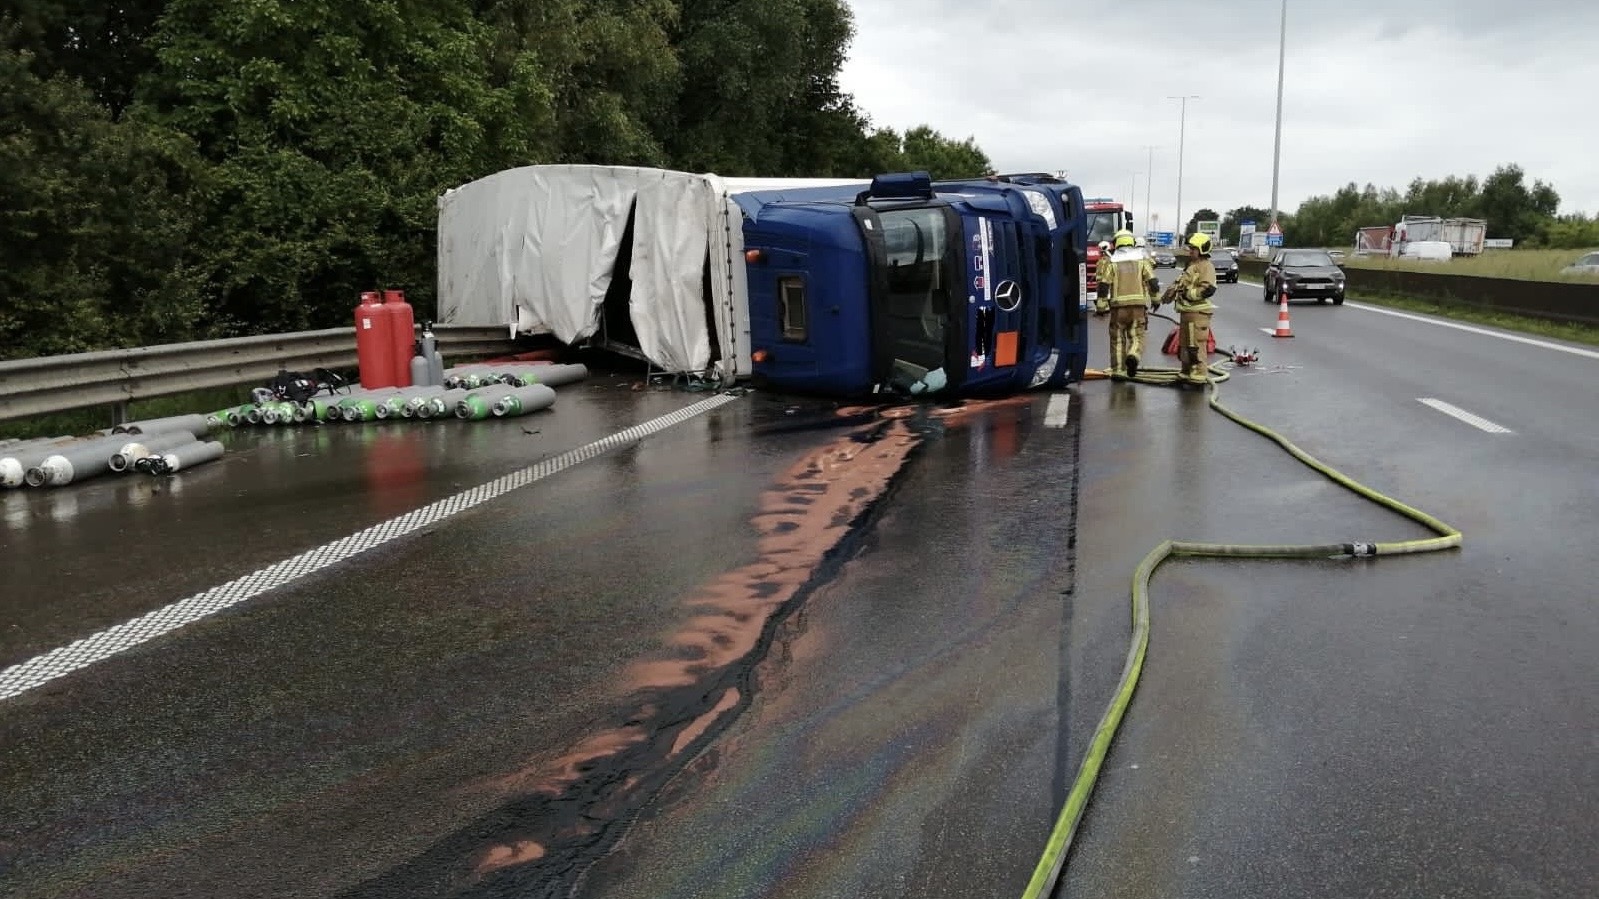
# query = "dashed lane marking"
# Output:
<box><xmin>0</xmin><ymin>393</ymin><xmax>743</xmax><ymax>702</ymax></box>
<box><xmin>1417</xmin><ymin>398</ymin><xmax>1513</xmax><ymax>434</ymax></box>
<box><xmin>1044</xmin><ymin>393</ymin><xmax>1072</xmax><ymax>428</ymax></box>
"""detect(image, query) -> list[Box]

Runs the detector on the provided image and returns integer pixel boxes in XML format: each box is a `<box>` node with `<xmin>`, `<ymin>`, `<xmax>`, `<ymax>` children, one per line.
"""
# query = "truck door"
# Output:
<box><xmin>857</xmin><ymin>205</ymin><xmax>965</xmax><ymax>391</ymax></box>
<box><xmin>964</xmin><ymin>212</ymin><xmax>1031</xmax><ymax>390</ymax></box>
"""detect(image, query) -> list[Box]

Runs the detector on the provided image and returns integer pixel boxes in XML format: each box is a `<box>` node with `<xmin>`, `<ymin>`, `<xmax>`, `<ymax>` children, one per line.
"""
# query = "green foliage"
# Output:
<box><xmin>0</xmin><ymin>43</ymin><xmax>208</xmax><ymax>361</ymax></box>
<box><xmin>3</xmin><ymin>0</ymin><xmax>991</xmax><ymax>360</ymax></box>
<box><xmin>897</xmin><ymin>126</ymin><xmax>991</xmax><ymax>180</ymax></box>
<box><xmin>1183</xmin><ymin>208</ymin><xmax>1219</xmax><ymax>238</ymax></box>
<box><xmin>134</xmin><ymin>0</ymin><xmax>560</xmax><ymax>332</ymax></box>
<box><xmin>1283</xmin><ymin>164</ymin><xmax>1564</xmax><ymax>249</ymax></box>
<box><xmin>1219</xmin><ymin>206</ymin><xmax>1272</xmax><ymax>244</ymax></box>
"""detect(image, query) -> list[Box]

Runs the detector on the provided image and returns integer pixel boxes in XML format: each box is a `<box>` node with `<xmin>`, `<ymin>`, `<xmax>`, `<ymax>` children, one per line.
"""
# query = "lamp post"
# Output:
<box><xmin>1169</xmin><ymin>95</ymin><xmax>1200</xmax><ymax>238</ymax></box>
<box><xmin>1141</xmin><ymin>145</ymin><xmax>1158</xmax><ymax>236</ymax></box>
<box><xmin>1269</xmin><ymin>0</ymin><xmax>1288</xmax><ymax>231</ymax></box>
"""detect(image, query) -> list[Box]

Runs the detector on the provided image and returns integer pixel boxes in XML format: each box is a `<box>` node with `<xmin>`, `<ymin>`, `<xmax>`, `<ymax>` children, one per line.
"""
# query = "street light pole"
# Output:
<box><xmin>1142</xmin><ymin>145</ymin><xmax>1157</xmax><ymax>236</ymax></box>
<box><xmin>1269</xmin><ymin>0</ymin><xmax>1287</xmax><ymax>230</ymax></box>
<box><xmin>1169</xmin><ymin>95</ymin><xmax>1200</xmax><ymax>238</ymax></box>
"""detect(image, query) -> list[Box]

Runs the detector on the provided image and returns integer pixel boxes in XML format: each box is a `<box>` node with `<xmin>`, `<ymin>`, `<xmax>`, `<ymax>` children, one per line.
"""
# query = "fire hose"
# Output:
<box><xmin>1020</xmin><ymin>347</ymin><xmax>1462</xmax><ymax>898</ymax></box>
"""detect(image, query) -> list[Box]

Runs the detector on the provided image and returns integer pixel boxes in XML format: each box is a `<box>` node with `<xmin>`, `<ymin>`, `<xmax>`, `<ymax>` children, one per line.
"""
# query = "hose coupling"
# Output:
<box><xmin>1345</xmin><ymin>542</ymin><xmax>1378</xmax><ymax>557</ymax></box>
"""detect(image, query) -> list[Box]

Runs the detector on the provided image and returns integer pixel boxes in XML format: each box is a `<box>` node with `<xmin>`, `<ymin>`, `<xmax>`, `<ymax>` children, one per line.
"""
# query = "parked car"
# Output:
<box><xmin>1209</xmin><ymin>249</ymin><xmax>1239</xmax><ymax>283</ymax></box>
<box><xmin>1153</xmin><ymin>249</ymin><xmax>1177</xmax><ymax>268</ymax></box>
<box><xmin>1263</xmin><ymin>248</ymin><xmax>1347</xmax><ymax>305</ymax></box>
<box><xmin>1327</xmin><ymin>249</ymin><xmax>1346</xmax><ymax>260</ymax></box>
<box><xmin>1560</xmin><ymin>251</ymin><xmax>1599</xmax><ymax>276</ymax></box>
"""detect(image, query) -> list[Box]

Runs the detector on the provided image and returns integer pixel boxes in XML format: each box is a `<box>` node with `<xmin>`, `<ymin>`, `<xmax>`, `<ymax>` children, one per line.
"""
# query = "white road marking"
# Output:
<box><xmin>0</xmin><ymin>393</ymin><xmax>743</xmax><ymax>702</ymax></box>
<box><xmin>1238</xmin><ymin>279</ymin><xmax>1599</xmax><ymax>361</ymax></box>
<box><xmin>1346</xmin><ymin>302</ymin><xmax>1599</xmax><ymax>361</ymax></box>
<box><xmin>1417</xmin><ymin>398</ymin><xmax>1513</xmax><ymax>434</ymax></box>
<box><xmin>1044</xmin><ymin>393</ymin><xmax>1071</xmax><ymax>428</ymax></box>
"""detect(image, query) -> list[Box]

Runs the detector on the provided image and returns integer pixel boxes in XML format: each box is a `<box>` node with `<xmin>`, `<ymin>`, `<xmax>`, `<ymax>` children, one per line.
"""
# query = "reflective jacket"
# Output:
<box><xmin>1103</xmin><ymin>248</ymin><xmax>1157</xmax><ymax>308</ymax></box>
<box><xmin>1171</xmin><ymin>258</ymin><xmax>1218</xmax><ymax>313</ymax></box>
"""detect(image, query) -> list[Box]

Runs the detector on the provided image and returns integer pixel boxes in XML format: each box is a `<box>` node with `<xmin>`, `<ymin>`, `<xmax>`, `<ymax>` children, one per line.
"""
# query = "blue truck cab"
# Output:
<box><xmin>737</xmin><ymin>171</ymin><xmax>1089</xmax><ymax>399</ymax></box>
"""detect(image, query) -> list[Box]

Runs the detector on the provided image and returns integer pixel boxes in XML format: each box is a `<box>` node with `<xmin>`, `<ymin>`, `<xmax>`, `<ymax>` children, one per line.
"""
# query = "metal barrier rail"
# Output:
<box><xmin>0</xmin><ymin>325</ymin><xmax>517</xmax><ymax>423</ymax></box>
<box><xmin>1237</xmin><ymin>258</ymin><xmax>1599</xmax><ymax>326</ymax></box>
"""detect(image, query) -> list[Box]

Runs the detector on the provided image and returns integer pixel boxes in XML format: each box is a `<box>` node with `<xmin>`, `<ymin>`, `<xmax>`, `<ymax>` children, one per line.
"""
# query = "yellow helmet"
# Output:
<box><xmin>1187</xmin><ymin>232</ymin><xmax>1213</xmax><ymax>253</ymax></box>
<box><xmin>1113</xmin><ymin>230</ymin><xmax>1136</xmax><ymax>249</ymax></box>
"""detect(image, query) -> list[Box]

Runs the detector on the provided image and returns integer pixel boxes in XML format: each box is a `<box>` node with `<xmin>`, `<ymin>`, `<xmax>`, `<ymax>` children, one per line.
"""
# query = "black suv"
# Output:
<box><xmin>1263</xmin><ymin>249</ymin><xmax>1346</xmax><ymax>305</ymax></box>
<box><xmin>1209</xmin><ymin>250</ymin><xmax>1239</xmax><ymax>283</ymax></box>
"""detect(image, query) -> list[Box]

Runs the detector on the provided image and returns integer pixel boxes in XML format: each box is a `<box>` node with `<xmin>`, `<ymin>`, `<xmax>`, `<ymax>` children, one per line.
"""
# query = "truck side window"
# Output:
<box><xmin>779</xmin><ymin>276</ymin><xmax>807</xmax><ymax>341</ymax></box>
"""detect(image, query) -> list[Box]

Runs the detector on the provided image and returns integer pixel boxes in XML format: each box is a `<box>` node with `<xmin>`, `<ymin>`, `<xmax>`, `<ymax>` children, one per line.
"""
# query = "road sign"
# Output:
<box><xmin>1484</xmin><ymin>238</ymin><xmax>1514</xmax><ymax>249</ymax></box>
<box><xmin>1267</xmin><ymin>221</ymin><xmax>1282</xmax><ymax>236</ymax></box>
<box><xmin>1266</xmin><ymin>232</ymin><xmax>1284</xmax><ymax>247</ymax></box>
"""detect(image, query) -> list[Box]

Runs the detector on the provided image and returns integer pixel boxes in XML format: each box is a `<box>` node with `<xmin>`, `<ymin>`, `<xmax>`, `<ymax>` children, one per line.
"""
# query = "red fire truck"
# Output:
<box><xmin>1083</xmin><ymin>198</ymin><xmax>1134</xmax><ymax>293</ymax></box>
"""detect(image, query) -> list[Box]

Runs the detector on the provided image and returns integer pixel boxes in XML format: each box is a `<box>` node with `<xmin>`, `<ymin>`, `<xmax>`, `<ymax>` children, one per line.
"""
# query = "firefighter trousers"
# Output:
<box><xmin>1178</xmin><ymin>310</ymin><xmax>1213</xmax><ymax>384</ymax></box>
<box><xmin>1108</xmin><ymin>305</ymin><xmax>1148</xmax><ymax>377</ymax></box>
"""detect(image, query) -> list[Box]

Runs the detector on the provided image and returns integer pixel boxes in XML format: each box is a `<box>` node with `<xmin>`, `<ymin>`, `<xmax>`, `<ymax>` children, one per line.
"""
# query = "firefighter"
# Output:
<box><xmin>1093</xmin><ymin>241</ymin><xmax>1113</xmax><ymax>315</ymax></box>
<box><xmin>1101</xmin><ymin>229</ymin><xmax>1161</xmax><ymax>379</ymax></box>
<box><xmin>1158</xmin><ymin>231</ymin><xmax>1220</xmax><ymax>386</ymax></box>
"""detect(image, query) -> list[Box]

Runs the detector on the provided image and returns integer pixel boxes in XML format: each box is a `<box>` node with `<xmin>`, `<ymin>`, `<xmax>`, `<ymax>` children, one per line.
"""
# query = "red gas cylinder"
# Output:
<box><xmin>355</xmin><ymin>291</ymin><xmax>396</xmax><ymax>389</ymax></box>
<box><xmin>381</xmin><ymin>289</ymin><xmax>416</xmax><ymax>388</ymax></box>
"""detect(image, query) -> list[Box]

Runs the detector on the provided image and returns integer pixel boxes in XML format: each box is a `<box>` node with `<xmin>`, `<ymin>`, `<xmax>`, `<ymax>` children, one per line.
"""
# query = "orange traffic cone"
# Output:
<box><xmin>1272</xmin><ymin>289</ymin><xmax>1295</xmax><ymax>338</ymax></box>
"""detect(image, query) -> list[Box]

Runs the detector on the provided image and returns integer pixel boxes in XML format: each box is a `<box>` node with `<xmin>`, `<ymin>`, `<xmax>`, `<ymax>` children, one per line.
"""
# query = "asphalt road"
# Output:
<box><xmin>2</xmin><ymin>287</ymin><xmax>1595</xmax><ymax>898</ymax></box>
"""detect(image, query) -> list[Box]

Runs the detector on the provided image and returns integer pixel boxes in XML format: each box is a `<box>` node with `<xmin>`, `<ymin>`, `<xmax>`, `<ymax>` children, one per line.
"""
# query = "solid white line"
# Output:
<box><xmin>0</xmin><ymin>393</ymin><xmax>743</xmax><ymax>702</ymax></box>
<box><xmin>1417</xmin><ymin>398</ymin><xmax>1513</xmax><ymax>434</ymax></box>
<box><xmin>1044</xmin><ymin>393</ymin><xmax>1071</xmax><ymax>428</ymax></box>
<box><xmin>1345</xmin><ymin>302</ymin><xmax>1599</xmax><ymax>360</ymax></box>
<box><xmin>1237</xmin><ymin>279</ymin><xmax>1599</xmax><ymax>360</ymax></box>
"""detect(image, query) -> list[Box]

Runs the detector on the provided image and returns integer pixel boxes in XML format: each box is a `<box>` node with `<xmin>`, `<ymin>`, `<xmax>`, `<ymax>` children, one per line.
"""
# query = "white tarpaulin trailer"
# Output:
<box><xmin>436</xmin><ymin>164</ymin><xmax>868</xmax><ymax>380</ymax></box>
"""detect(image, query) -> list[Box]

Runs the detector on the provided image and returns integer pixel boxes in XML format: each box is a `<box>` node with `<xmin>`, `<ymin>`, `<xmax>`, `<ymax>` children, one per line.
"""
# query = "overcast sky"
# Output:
<box><xmin>838</xmin><ymin>0</ymin><xmax>1599</xmax><ymax>237</ymax></box>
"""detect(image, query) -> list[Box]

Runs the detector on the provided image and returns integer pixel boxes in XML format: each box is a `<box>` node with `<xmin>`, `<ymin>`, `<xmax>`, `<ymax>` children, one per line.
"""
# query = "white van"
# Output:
<box><xmin>1395</xmin><ymin>240</ymin><xmax>1452</xmax><ymax>262</ymax></box>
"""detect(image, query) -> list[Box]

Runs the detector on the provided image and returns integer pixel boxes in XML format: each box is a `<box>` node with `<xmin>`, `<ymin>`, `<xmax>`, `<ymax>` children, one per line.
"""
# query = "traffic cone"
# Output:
<box><xmin>1272</xmin><ymin>289</ymin><xmax>1294</xmax><ymax>338</ymax></box>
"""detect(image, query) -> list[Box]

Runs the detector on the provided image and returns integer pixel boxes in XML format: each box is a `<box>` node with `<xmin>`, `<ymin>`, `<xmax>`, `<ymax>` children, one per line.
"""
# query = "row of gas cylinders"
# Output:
<box><xmin>1</xmin><ymin>415</ymin><xmax>223</xmax><ymax>489</ymax></box>
<box><xmin>214</xmin><ymin>363</ymin><xmax>588</xmax><ymax>427</ymax></box>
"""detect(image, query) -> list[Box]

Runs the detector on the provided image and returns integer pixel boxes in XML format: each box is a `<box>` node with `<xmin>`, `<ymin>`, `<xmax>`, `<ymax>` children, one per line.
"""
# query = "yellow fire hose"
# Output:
<box><xmin>1021</xmin><ymin>353</ymin><xmax>1462</xmax><ymax>899</ymax></box>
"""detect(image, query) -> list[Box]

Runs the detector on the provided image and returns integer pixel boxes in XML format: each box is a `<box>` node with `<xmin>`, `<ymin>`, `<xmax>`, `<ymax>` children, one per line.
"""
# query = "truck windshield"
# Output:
<box><xmin>872</xmin><ymin>206</ymin><xmax>958</xmax><ymax>381</ymax></box>
<box><xmin>1087</xmin><ymin>211</ymin><xmax>1121</xmax><ymax>245</ymax></box>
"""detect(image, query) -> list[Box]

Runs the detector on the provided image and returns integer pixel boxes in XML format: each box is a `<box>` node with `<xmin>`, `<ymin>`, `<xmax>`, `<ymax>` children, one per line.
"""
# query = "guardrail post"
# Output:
<box><xmin>110</xmin><ymin>400</ymin><xmax>130</xmax><ymax>427</ymax></box>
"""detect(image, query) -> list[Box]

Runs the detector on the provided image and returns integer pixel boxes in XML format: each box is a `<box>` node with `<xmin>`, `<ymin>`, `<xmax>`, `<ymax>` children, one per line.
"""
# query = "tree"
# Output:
<box><xmin>134</xmin><ymin>0</ymin><xmax>563</xmax><ymax>332</ymax></box>
<box><xmin>2</xmin><ymin>0</ymin><xmax>169</xmax><ymax>116</ymax></box>
<box><xmin>1476</xmin><ymin>164</ymin><xmax>1559</xmax><ymax>246</ymax></box>
<box><xmin>0</xmin><ymin>45</ymin><xmax>207</xmax><ymax>360</ymax></box>
<box><xmin>1219</xmin><ymin>206</ymin><xmax>1271</xmax><ymax>244</ymax></box>
<box><xmin>898</xmin><ymin>125</ymin><xmax>991</xmax><ymax>179</ymax></box>
<box><xmin>1184</xmin><ymin>208</ymin><xmax>1219</xmax><ymax>238</ymax></box>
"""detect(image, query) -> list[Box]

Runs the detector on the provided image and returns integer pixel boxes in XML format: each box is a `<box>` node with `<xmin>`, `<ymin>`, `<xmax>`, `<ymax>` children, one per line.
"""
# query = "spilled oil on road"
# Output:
<box><xmin>338</xmin><ymin>400</ymin><xmax>1028</xmax><ymax>899</ymax></box>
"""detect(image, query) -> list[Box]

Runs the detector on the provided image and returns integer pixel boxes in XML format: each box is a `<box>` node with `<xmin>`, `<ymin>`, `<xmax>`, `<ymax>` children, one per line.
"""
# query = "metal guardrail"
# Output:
<box><xmin>1236</xmin><ymin>259</ymin><xmax>1599</xmax><ymax>326</ymax></box>
<box><xmin>0</xmin><ymin>325</ymin><xmax>518</xmax><ymax>423</ymax></box>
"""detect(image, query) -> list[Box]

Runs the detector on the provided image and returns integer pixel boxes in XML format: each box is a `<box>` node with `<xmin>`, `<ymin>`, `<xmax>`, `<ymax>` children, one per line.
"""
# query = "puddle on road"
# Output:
<box><xmin>336</xmin><ymin>397</ymin><xmax>1034</xmax><ymax>899</ymax></box>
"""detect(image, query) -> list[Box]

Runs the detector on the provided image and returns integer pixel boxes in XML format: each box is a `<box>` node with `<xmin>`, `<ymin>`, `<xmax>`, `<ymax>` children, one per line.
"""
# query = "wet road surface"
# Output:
<box><xmin>3</xmin><ymin>288</ymin><xmax>1596</xmax><ymax>898</ymax></box>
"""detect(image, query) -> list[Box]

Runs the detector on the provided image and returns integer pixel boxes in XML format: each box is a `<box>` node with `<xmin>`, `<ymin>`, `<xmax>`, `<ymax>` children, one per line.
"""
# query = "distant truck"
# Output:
<box><xmin>1355</xmin><ymin>215</ymin><xmax>1487</xmax><ymax>257</ymax></box>
<box><xmin>436</xmin><ymin>165</ymin><xmax>1091</xmax><ymax>398</ymax></box>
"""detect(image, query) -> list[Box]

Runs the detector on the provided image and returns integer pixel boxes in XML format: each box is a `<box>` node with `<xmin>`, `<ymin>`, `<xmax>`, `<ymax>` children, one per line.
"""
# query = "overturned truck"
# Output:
<box><xmin>436</xmin><ymin>165</ymin><xmax>1090</xmax><ymax>397</ymax></box>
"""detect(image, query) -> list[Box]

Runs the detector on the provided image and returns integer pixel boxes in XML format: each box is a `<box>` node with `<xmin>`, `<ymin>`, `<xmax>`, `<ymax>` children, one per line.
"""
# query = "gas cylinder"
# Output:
<box><xmin>355</xmin><ymin>291</ymin><xmax>396</xmax><ymax>389</ymax></box>
<box><xmin>382</xmin><ymin>289</ymin><xmax>416</xmax><ymax>388</ymax></box>
<box><xmin>418</xmin><ymin>321</ymin><xmax>443</xmax><ymax>387</ymax></box>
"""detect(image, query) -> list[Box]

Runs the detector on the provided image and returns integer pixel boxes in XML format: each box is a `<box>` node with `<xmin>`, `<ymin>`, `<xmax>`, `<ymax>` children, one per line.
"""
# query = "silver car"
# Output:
<box><xmin>1560</xmin><ymin>251</ymin><xmax>1599</xmax><ymax>276</ymax></box>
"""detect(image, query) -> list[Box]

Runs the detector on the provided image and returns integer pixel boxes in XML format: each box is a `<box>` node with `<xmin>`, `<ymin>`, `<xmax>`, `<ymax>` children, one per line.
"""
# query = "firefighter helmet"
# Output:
<box><xmin>1187</xmin><ymin>232</ymin><xmax>1213</xmax><ymax>253</ymax></box>
<box><xmin>1113</xmin><ymin>230</ymin><xmax>1136</xmax><ymax>249</ymax></box>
